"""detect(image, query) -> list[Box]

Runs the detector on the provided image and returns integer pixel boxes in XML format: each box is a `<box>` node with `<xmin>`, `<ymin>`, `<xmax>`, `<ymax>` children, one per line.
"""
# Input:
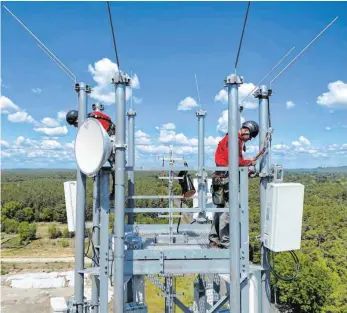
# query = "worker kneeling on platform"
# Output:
<box><xmin>209</xmin><ymin>121</ymin><xmax>259</xmax><ymax>248</ymax></box>
<box><xmin>66</xmin><ymin>103</ymin><xmax>116</xmax><ymax>199</ymax></box>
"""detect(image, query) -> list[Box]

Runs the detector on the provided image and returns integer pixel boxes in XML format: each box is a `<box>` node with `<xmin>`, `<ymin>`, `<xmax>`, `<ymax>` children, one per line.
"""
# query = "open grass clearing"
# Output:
<box><xmin>1</xmin><ymin>261</ymin><xmax>75</xmax><ymax>275</ymax></box>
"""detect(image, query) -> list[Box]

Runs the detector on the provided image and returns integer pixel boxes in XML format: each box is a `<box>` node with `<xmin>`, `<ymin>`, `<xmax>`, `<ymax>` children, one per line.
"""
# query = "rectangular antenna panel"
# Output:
<box><xmin>64</xmin><ymin>181</ymin><xmax>77</xmax><ymax>232</ymax></box>
<box><xmin>193</xmin><ymin>178</ymin><xmax>213</xmax><ymax>220</ymax></box>
<box><xmin>264</xmin><ymin>183</ymin><xmax>305</xmax><ymax>252</ymax></box>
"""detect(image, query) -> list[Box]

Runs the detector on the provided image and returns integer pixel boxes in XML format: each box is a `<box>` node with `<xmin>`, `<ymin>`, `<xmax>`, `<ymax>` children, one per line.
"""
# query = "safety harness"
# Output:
<box><xmin>88</xmin><ymin>112</ymin><xmax>116</xmax><ymax>136</ymax></box>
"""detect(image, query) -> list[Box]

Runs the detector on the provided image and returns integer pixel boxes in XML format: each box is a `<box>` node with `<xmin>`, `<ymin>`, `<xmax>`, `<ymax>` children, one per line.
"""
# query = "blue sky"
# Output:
<box><xmin>1</xmin><ymin>1</ymin><xmax>347</xmax><ymax>169</ymax></box>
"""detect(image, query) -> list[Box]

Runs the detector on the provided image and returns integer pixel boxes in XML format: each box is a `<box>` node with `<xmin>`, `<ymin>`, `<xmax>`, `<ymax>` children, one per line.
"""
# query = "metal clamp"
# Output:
<box><xmin>113</xmin><ymin>143</ymin><xmax>127</xmax><ymax>151</ymax></box>
<box><xmin>111</xmin><ymin>72</ymin><xmax>131</xmax><ymax>85</ymax></box>
<box><xmin>224</xmin><ymin>74</ymin><xmax>244</xmax><ymax>85</ymax></box>
<box><xmin>74</xmin><ymin>83</ymin><xmax>92</xmax><ymax>93</ymax></box>
<box><xmin>127</xmin><ymin>109</ymin><xmax>137</xmax><ymax>117</ymax></box>
<box><xmin>254</xmin><ymin>88</ymin><xmax>272</xmax><ymax>99</ymax></box>
<box><xmin>196</xmin><ymin>109</ymin><xmax>207</xmax><ymax>117</ymax></box>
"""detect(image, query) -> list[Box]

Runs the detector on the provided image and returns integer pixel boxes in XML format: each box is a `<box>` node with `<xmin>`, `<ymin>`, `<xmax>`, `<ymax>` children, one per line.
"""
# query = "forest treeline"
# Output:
<box><xmin>1</xmin><ymin>169</ymin><xmax>347</xmax><ymax>312</ymax></box>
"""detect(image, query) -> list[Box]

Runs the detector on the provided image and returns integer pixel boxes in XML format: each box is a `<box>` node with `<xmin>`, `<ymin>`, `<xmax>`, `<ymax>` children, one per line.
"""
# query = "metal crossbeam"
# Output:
<box><xmin>124</xmin><ymin>207</ymin><xmax>229</xmax><ymax>213</ymax></box>
<box><xmin>123</xmin><ymin>259</ymin><xmax>252</xmax><ymax>276</ymax></box>
<box><xmin>126</xmin><ymin>195</ymin><xmax>184</xmax><ymax>199</ymax></box>
<box><xmin>173</xmin><ymin>298</ymin><xmax>192</xmax><ymax>313</ymax></box>
<box><xmin>124</xmin><ymin>166</ymin><xmax>230</xmax><ymax>172</ymax></box>
<box><xmin>207</xmin><ymin>295</ymin><xmax>229</xmax><ymax>313</ymax></box>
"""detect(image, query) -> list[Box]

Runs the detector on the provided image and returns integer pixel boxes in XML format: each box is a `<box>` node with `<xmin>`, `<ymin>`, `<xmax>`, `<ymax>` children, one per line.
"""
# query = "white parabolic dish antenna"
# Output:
<box><xmin>75</xmin><ymin>118</ymin><xmax>113</xmax><ymax>176</ymax></box>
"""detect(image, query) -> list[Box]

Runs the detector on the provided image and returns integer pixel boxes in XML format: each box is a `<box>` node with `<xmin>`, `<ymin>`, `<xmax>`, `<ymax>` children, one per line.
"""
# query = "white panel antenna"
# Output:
<box><xmin>64</xmin><ymin>181</ymin><xmax>77</xmax><ymax>232</ymax></box>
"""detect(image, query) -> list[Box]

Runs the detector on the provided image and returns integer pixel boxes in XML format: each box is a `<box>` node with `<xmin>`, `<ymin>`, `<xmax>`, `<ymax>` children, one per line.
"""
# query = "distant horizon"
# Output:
<box><xmin>2</xmin><ymin>165</ymin><xmax>347</xmax><ymax>171</ymax></box>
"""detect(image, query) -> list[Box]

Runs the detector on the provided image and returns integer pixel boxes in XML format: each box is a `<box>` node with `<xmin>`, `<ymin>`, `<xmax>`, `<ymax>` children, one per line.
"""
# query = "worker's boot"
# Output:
<box><xmin>209</xmin><ymin>241</ymin><xmax>221</xmax><ymax>249</ymax></box>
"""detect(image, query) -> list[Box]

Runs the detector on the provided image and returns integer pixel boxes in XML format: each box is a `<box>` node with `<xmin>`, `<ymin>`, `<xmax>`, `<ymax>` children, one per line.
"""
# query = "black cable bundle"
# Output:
<box><xmin>267</xmin><ymin>249</ymin><xmax>300</xmax><ymax>282</ymax></box>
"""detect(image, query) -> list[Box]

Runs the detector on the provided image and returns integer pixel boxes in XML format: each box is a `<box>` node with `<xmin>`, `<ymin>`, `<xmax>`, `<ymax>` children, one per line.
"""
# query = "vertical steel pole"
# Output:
<box><xmin>240</xmin><ymin>168</ymin><xmax>249</xmax><ymax>313</ymax></box>
<box><xmin>127</xmin><ymin>109</ymin><xmax>136</xmax><ymax>304</ymax></box>
<box><xmin>196</xmin><ymin>109</ymin><xmax>207</xmax><ymax>221</ymax></box>
<box><xmin>226</xmin><ymin>74</ymin><xmax>242</xmax><ymax>313</ymax></box>
<box><xmin>127</xmin><ymin>109</ymin><xmax>136</xmax><ymax>225</ymax></box>
<box><xmin>256</xmin><ymin>85</ymin><xmax>271</xmax><ymax>313</ymax></box>
<box><xmin>91</xmin><ymin>173</ymin><xmax>101</xmax><ymax>313</ymax></box>
<box><xmin>99</xmin><ymin>168</ymin><xmax>110</xmax><ymax>313</ymax></box>
<box><xmin>74</xmin><ymin>82</ymin><xmax>89</xmax><ymax>313</ymax></box>
<box><xmin>113</xmin><ymin>73</ymin><xmax>130</xmax><ymax>313</ymax></box>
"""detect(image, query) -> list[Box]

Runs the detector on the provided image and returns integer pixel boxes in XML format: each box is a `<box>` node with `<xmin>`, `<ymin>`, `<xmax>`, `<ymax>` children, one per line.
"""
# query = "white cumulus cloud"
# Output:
<box><xmin>214</xmin><ymin>82</ymin><xmax>258</xmax><ymax>109</ymax></box>
<box><xmin>65</xmin><ymin>141</ymin><xmax>75</xmax><ymax>149</ymax></box>
<box><xmin>41</xmin><ymin>117</ymin><xmax>60</xmax><ymax>127</ymax></box>
<box><xmin>131</xmin><ymin>74</ymin><xmax>140</xmax><ymax>89</ymax></box>
<box><xmin>41</xmin><ymin>140</ymin><xmax>62</xmax><ymax>150</ymax></box>
<box><xmin>286</xmin><ymin>101</ymin><xmax>296</xmax><ymax>109</ymax></box>
<box><xmin>57</xmin><ymin>111</ymin><xmax>67</xmax><ymax>121</ymax></box>
<box><xmin>0</xmin><ymin>95</ymin><xmax>20</xmax><ymax>113</ymax></box>
<box><xmin>204</xmin><ymin>136</ymin><xmax>223</xmax><ymax>146</ymax></box>
<box><xmin>317</xmin><ymin>80</ymin><xmax>347</xmax><ymax>109</ymax></box>
<box><xmin>34</xmin><ymin>126</ymin><xmax>68</xmax><ymax>136</ymax></box>
<box><xmin>162</xmin><ymin>123</ymin><xmax>176</xmax><ymax>130</ymax></box>
<box><xmin>135</xmin><ymin>130</ymin><xmax>151</xmax><ymax>144</ymax></box>
<box><xmin>1</xmin><ymin>140</ymin><xmax>10</xmax><ymax>147</ymax></box>
<box><xmin>137</xmin><ymin>145</ymin><xmax>170</xmax><ymax>154</ymax></box>
<box><xmin>32</xmin><ymin>88</ymin><xmax>42</xmax><ymax>94</ymax></box>
<box><xmin>88</xmin><ymin>58</ymin><xmax>140</xmax><ymax>105</ymax></box>
<box><xmin>15</xmin><ymin>136</ymin><xmax>25</xmax><ymax>146</ymax></box>
<box><xmin>88</xmin><ymin>58</ymin><xmax>119</xmax><ymax>105</ymax></box>
<box><xmin>217</xmin><ymin>110</ymin><xmax>245</xmax><ymax>133</ymax></box>
<box><xmin>178</xmin><ymin>96</ymin><xmax>198</xmax><ymax>111</ymax></box>
<box><xmin>8</xmin><ymin>111</ymin><xmax>36</xmax><ymax>124</ymax></box>
<box><xmin>299</xmin><ymin>136</ymin><xmax>311</xmax><ymax>146</ymax></box>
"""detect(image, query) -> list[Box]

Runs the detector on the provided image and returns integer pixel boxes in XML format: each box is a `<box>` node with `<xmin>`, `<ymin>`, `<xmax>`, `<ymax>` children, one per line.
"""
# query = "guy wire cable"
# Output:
<box><xmin>37</xmin><ymin>44</ymin><xmax>76</xmax><ymax>82</ymax></box>
<box><xmin>270</xmin><ymin>16</ymin><xmax>338</xmax><ymax>87</ymax></box>
<box><xmin>106</xmin><ymin>1</ymin><xmax>122</xmax><ymax>75</ymax></box>
<box><xmin>241</xmin><ymin>46</ymin><xmax>296</xmax><ymax>104</ymax></box>
<box><xmin>3</xmin><ymin>5</ymin><xmax>77</xmax><ymax>83</ymax></box>
<box><xmin>234</xmin><ymin>1</ymin><xmax>251</xmax><ymax>73</ymax></box>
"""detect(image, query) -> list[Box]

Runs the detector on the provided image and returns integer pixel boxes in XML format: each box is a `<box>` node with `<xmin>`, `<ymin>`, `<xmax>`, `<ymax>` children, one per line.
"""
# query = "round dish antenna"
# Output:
<box><xmin>75</xmin><ymin>118</ymin><xmax>113</xmax><ymax>176</ymax></box>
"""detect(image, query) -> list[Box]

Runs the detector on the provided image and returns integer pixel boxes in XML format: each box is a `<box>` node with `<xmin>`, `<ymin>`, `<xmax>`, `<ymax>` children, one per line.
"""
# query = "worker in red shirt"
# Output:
<box><xmin>209</xmin><ymin>120</ymin><xmax>259</xmax><ymax>248</ymax></box>
<box><xmin>66</xmin><ymin>103</ymin><xmax>116</xmax><ymax>199</ymax></box>
<box><xmin>215</xmin><ymin>120</ymin><xmax>259</xmax><ymax>167</ymax></box>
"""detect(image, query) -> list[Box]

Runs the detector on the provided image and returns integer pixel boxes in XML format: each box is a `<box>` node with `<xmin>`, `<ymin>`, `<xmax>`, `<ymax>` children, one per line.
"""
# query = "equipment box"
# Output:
<box><xmin>264</xmin><ymin>183</ymin><xmax>305</xmax><ymax>252</ymax></box>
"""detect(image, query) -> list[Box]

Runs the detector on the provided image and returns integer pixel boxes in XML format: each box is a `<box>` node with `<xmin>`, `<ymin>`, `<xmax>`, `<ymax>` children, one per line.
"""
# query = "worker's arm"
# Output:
<box><xmin>239</xmin><ymin>157</ymin><xmax>255</xmax><ymax>166</ymax></box>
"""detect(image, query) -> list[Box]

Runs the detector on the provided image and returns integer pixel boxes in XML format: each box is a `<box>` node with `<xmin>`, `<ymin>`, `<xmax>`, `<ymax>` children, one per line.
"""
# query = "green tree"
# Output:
<box><xmin>18</xmin><ymin>222</ymin><xmax>36</xmax><ymax>242</ymax></box>
<box><xmin>41</xmin><ymin>208</ymin><xmax>53</xmax><ymax>222</ymax></box>
<box><xmin>23</xmin><ymin>207</ymin><xmax>35</xmax><ymax>222</ymax></box>
<box><xmin>2</xmin><ymin>218</ymin><xmax>20</xmax><ymax>234</ymax></box>
<box><xmin>15</xmin><ymin>209</ymin><xmax>25</xmax><ymax>222</ymax></box>
<box><xmin>273</xmin><ymin>249</ymin><xmax>335</xmax><ymax>312</ymax></box>
<box><xmin>2</xmin><ymin>201</ymin><xmax>22</xmax><ymax>219</ymax></box>
<box><xmin>48</xmin><ymin>224</ymin><xmax>62</xmax><ymax>239</ymax></box>
<box><xmin>53</xmin><ymin>204</ymin><xmax>67</xmax><ymax>223</ymax></box>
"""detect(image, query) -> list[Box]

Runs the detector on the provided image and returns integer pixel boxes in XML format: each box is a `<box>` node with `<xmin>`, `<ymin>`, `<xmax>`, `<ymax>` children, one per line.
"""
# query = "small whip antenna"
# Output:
<box><xmin>194</xmin><ymin>73</ymin><xmax>201</xmax><ymax>109</ymax></box>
